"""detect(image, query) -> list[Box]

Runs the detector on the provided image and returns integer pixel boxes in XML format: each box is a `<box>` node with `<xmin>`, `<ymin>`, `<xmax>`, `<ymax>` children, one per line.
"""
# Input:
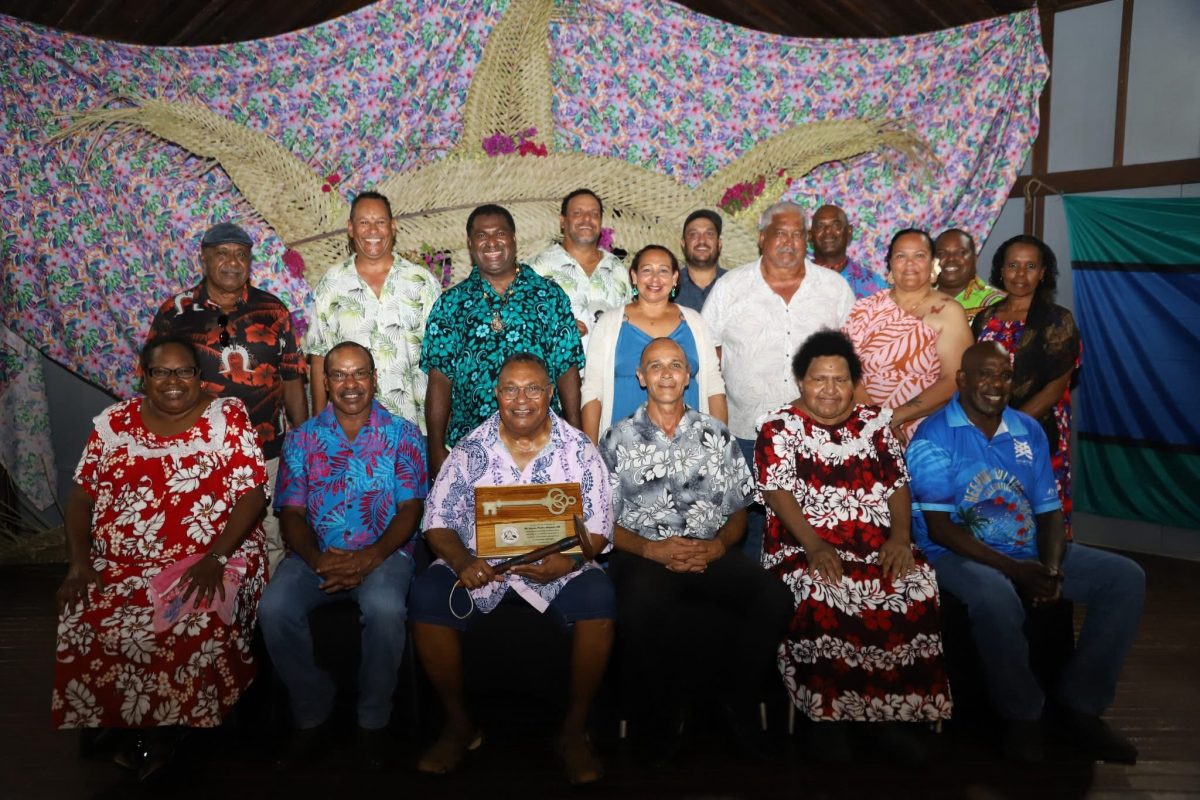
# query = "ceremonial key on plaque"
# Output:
<box><xmin>474</xmin><ymin>482</ymin><xmax>585</xmax><ymax>559</ymax></box>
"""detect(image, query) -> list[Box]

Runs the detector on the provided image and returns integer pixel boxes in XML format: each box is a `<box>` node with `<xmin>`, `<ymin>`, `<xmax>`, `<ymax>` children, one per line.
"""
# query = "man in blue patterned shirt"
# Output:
<box><xmin>422</xmin><ymin>204</ymin><xmax>584</xmax><ymax>477</ymax></box>
<box><xmin>258</xmin><ymin>341</ymin><xmax>428</xmax><ymax>770</ymax></box>
<box><xmin>908</xmin><ymin>342</ymin><xmax>1143</xmax><ymax>765</ymax></box>
<box><xmin>599</xmin><ymin>338</ymin><xmax>792</xmax><ymax>764</ymax></box>
<box><xmin>809</xmin><ymin>203</ymin><xmax>888</xmax><ymax>300</ymax></box>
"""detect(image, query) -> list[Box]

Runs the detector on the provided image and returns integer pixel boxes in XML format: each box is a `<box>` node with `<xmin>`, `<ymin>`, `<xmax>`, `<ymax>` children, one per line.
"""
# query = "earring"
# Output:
<box><xmin>631</xmin><ymin>286</ymin><xmax>639</xmax><ymax>299</ymax></box>
<box><xmin>670</xmin><ymin>285</ymin><xmax>678</xmax><ymax>300</ymax></box>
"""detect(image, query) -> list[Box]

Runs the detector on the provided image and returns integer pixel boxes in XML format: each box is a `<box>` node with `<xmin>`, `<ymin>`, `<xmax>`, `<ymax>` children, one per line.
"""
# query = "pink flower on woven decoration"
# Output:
<box><xmin>718</xmin><ymin>174</ymin><xmax>768</xmax><ymax>214</ymax></box>
<box><xmin>518</xmin><ymin>139</ymin><xmax>548</xmax><ymax>157</ymax></box>
<box><xmin>483</xmin><ymin>132</ymin><xmax>517</xmax><ymax>156</ymax></box>
<box><xmin>326</xmin><ymin>173</ymin><xmax>341</xmax><ymax>185</ymax></box>
<box><xmin>282</xmin><ymin>248</ymin><xmax>306</xmax><ymax>281</ymax></box>
<box><xmin>597</xmin><ymin>227</ymin><xmax>615</xmax><ymax>251</ymax></box>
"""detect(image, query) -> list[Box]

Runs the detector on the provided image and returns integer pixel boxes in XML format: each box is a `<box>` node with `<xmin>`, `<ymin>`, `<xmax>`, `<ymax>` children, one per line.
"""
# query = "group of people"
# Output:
<box><xmin>52</xmin><ymin>188</ymin><xmax>1144</xmax><ymax>784</ymax></box>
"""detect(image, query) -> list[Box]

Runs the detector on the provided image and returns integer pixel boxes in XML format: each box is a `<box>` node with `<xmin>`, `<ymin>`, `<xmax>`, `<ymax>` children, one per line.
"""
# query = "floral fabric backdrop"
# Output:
<box><xmin>0</xmin><ymin>0</ymin><xmax>1046</xmax><ymax>510</ymax></box>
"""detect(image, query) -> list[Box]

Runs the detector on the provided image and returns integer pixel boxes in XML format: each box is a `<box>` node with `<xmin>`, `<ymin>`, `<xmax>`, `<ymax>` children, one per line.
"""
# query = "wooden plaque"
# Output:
<box><xmin>474</xmin><ymin>482</ymin><xmax>584</xmax><ymax>558</ymax></box>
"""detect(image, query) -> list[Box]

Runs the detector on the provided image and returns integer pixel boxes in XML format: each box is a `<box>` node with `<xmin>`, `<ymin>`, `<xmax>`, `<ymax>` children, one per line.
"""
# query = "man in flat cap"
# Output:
<box><xmin>148</xmin><ymin>222</ymin><xmax>308</xmax><ymax>572</ymax></box>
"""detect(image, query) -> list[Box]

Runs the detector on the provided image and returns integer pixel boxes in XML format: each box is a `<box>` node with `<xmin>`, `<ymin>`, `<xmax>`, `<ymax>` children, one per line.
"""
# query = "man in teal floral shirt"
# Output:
<box><xmin>421</xmin><ymin>204</ymin><xmax>584</xmax><ymax>476</ymax></box>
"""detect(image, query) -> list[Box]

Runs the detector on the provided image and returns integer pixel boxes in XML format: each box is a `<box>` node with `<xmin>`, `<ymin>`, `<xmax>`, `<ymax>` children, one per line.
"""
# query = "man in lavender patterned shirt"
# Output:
<box><xmin>410</xmin><ymin>352</ymin><xmax>614</xmax><ymax>785</ymax></box>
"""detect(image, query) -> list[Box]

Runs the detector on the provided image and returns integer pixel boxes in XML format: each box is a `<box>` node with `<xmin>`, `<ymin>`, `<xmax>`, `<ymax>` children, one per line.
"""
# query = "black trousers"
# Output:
<box><xmin>609</xmin><ymin>547</ymin><xmax>793</xmax><ymax>729</ymax></box>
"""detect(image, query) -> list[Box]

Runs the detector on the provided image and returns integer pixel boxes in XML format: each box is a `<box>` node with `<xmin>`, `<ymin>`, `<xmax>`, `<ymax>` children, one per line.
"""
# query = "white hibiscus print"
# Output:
<box><xmin>184</xmin><ymin>496</ymin><xmax>229</xmax><ymax>543</ymax></box>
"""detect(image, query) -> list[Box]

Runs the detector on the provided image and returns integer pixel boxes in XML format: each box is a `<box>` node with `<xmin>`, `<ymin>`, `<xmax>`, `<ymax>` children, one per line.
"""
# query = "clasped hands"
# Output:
<box><xmin>316</xmin><ymin>546</ymin><xmax>383</xmax><ymax>592</ymax></box>
<box><xmin>1010</xmin><ymin>559</ymin><xmax>1064</xmax><ymax>606</ymax></box>
<box><xmin>647</xmin><ymin>536</ymin><xmax>725</xmax><ymax>573</ymax></box>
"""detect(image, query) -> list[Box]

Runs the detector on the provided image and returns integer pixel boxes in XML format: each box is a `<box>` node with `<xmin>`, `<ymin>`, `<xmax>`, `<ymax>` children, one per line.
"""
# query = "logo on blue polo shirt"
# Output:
<box><xmin>1013</xmin><ymin>440</ymin><xmax>1034</xmax><ymax>464</ymax></box>
<box><xmin>958</xmin><ymin>467</ymin><xmax>1036</xmax><ymax>554</ymax></box>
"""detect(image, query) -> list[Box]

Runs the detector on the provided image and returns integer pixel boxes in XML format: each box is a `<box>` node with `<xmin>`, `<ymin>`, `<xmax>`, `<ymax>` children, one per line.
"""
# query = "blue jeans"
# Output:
<box><xmin>737</xmin><ymin>436</ymin><xmax>765</xmax><ymax>562</ymax></box>
<box><xmin>258</xmin><ymin>550</ymin><xmax>415</xmax><ymax>730</ymax></box>
<box><xmin>931</xmin><ymin>543</ymin><xmax>1145</xmax><ymax>721</ymax></box>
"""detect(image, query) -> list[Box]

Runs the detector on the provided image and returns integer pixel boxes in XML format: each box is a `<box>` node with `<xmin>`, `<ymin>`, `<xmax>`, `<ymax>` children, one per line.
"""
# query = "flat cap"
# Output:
<box><xmin>201</xmin><ymin>222</ymin><xmax>253</xmax><ymax>248</ymax></box>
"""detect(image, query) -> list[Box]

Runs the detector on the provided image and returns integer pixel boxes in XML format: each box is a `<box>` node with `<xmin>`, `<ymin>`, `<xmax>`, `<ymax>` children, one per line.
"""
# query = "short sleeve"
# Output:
<box><xmin>275</xmin><ymin>306</ymin><xmax>306</xmax><ymax>380</ymax></box>
<box><xmin>755</xmin><ymin>415</ymin><xmax>796</xmax><ymax>493</ymax></box>
<box><xmin>833</xmin><ymin>278</ymin><xmax>856</xmax><ymax>326</ymax></box>
<box><xmin>543</xmin><ymin>283</ymin><xmax>585</xmax><ymax>376</ymax></box>
<box><xmin>715</xmin><ymin>425</ymin><xmax>753</xmax><ymax>514</ymax></box>
<box><xmin>145</xmin><ymin>298</ymin><xmax>175</xmax><ymax>342</ymax></box>
<box><xmin>874</xmin><ymin>416</ymin><xmax>911</xmax><ymax>498</ymax></box>
<box><xmin>72</xmin><ymin>429</ymin><xmax>106</xmax><ymax>498</ymax></box>
<box><xmin>700</xmin><ymin>279</ymin><xmax>726</xmax><ymax>345</ymax></box>
<box><xmin>1025</xmin><ymin>424</ymin><xmax>1063</xmax><ymax>515</ymax></box>
<box><xmin>274</xmin><ymin>428</ymin><xmax>309</xmax><ymax>510</ymax></box>
<box><xmin>392</xmin><ymin>421</ymin><xmax>430</xmax><ymax>504</ymax></box>
<box><xmin>419</xmin><ymin>293</ymin><xmax>456</xmax><ymax>376</ymax></box>
<box><xmin>578</xmin><ymin>439</ymin><xmax>614</xmax><ymax>549</ymax></box>
<box><xmin>219</xmin><ymin>399</ymin><xmax>269</xmax><ymax>501</ymax></box>
<box><xmin>597</xmin><ymin>428</ymin><xmax>624</xmax><ymax>527</ymax></box>
<box><xmin>421</xmin><ymin>446</ymin><xmax>475</xmax><ymax>551</ymax></box>
<box><xmin>905</xmin><ymin>437</ymin><xmax>957</xmax><ymax>512</ymax></box>
<box><xmin>303</xmin><ymin>276</ymin><xmax>336</xmax><ymax>356</ymax></box>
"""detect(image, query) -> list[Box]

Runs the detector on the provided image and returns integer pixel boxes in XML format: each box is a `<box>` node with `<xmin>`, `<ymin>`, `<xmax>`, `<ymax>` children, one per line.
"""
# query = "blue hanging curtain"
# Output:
<box><xmin>1065</xmin><ymin>196</ymin><xmax>1200</xmax><ymax>529</ymax></box>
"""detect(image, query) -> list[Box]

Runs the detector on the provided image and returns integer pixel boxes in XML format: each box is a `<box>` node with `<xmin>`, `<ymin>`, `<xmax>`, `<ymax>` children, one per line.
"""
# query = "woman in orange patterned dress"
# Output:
<box><xmin>843</xmin><ymin>229</ymin><xmax>973</xmax><ymax>443</ymax></box>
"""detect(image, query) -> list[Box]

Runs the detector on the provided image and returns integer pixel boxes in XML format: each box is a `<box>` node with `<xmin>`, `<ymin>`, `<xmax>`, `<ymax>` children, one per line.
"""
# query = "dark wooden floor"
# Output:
<box><xmin>3</xmin><ymin>550</ymin><xmax>1199</xmax><ymax>800</ymax></box>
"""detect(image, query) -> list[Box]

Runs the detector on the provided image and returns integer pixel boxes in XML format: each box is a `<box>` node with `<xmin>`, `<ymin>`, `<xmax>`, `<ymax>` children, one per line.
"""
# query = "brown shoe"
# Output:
<box><xmin>416</xmin><ymin>727</ymin><xmax>483</xmax><ymax>774</ymax></box>
<box><xmin>557</xmin><ymin>732</ymin><xmax>603</xmax><ymax>785</ymax></box>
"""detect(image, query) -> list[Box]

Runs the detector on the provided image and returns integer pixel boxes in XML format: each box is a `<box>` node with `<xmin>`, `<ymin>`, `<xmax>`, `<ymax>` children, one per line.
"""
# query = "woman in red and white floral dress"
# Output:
<box><xmin>756</xmin><ymin>330</ymin><xmax>950</xmax><ymax>762</ymax></box>
<box><xmin>53</xmin><ymin>336</ymin><xmax>268</xmax><ymax>778</ymax></box>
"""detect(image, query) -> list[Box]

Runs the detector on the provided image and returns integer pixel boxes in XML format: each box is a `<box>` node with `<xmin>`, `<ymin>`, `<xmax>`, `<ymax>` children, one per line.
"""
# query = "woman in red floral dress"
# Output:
<box><xmin>756</xmin><ymin>330</ymin><xmax>950</xmax><ymax>761</ymax></box>
<box><xmin>53</xmin><ymin>336</ymin><xmax>268</xmax><ymax>778</ymax></box>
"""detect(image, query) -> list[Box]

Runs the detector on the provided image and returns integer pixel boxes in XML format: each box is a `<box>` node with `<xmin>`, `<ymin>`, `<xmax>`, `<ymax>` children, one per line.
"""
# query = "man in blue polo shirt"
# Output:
<box><xmin>908</xmin><ymin>342</ymin><xmax>1144</xmax><ymax>765</ymax></box>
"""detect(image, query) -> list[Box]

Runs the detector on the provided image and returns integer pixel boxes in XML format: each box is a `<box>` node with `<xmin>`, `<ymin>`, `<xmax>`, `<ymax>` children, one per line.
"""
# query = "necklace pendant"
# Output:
<box><xmin>490</xmin><ymin>313</ymin><xmax>505</xmax><ymax>332</ymax></box>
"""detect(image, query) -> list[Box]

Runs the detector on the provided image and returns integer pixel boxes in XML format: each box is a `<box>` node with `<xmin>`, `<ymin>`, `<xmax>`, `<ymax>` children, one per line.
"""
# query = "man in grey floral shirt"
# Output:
<box><xmin>598</xmin><ymin>337</ymin><xmax>792</xmax><ymax>765</ymax></box>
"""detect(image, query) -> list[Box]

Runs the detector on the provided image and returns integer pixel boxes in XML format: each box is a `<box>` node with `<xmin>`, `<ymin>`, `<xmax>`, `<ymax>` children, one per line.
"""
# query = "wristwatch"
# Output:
<box><xmin>206</xmin><ymin>551</ymin><xmax>229</xmax><ymax>567</ymax></box>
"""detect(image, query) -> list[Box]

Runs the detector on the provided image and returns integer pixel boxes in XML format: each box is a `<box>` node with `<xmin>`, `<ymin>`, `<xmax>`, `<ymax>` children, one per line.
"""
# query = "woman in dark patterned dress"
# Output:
<box><xmin>972</xmin><ymin>235</ymin><xmax>1081</xmax><ymax>535</ymax></box>
<box><xmin>756</xmin><ymin>330</ymin><xmax>951</xmax><ymax>761</ymax></box>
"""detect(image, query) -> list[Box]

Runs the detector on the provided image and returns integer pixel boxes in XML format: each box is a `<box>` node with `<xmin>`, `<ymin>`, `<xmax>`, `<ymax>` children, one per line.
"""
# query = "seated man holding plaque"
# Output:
<box><xmin>409</xmin><ymin>352</ymin><xmax>615</xmax><ymax>785</ymax></box>
<box><xmin>599</xmin><ymin>338</ymin><xmax>793</xmax><ymax>763</ymax></box>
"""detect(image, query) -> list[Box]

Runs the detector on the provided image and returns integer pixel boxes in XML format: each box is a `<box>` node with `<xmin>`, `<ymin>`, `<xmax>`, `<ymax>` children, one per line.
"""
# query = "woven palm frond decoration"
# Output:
<box><xmin>52</xmin><ymin>0</ymin><xmax>934</xmax><ymax>286</ymax></box>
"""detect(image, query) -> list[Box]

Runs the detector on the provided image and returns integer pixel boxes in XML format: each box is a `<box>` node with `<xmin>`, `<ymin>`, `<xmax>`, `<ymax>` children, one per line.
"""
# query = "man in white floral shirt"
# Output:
<box><xmin>598</xmin><ymin>337</ymin><xmax>792</xmax><ymax>765</ymax></box>
<box><xmin>305</xmin><ymin>191</ymin><xmax>442</xmax><ymax>430</ymax></box>
<box><xmin>526</xmin><ymin>188</ymin><xmax>630</xmax><ymax>354</ymax></box>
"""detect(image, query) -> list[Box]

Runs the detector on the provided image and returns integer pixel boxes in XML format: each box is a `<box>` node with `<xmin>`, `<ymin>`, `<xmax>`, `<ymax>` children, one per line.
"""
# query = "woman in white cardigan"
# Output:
<box><xmin>582</xmin><ymin>244</ymin><xmax>727</xmax><ymax>443</ymax></box>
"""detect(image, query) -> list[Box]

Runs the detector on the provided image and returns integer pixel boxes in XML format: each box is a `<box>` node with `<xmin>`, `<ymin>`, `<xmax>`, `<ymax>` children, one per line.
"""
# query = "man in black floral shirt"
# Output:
<box><xmin>148</xmin><ymin>222</ymin><xmax>308</xmax><ymax>570</ymax></box>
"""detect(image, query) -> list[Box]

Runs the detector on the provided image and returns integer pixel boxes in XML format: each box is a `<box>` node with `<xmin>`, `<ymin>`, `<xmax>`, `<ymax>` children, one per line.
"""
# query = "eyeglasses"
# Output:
<box><xmin>497</xmin><ymin>384</ymin><xmax>549</xmax><ymax>400</ymax></box>
<box><xmin>327</xmin><ymin>368</ymin><xmax>373</xmax><ymax>383</ymax></box>
<box><xmin>216</xmin><ymin>314</ymin><xmax>230</xmax><ymax>347</ymax></box>
<box><xmin>146</xmin><ymin>366</ymin><xmax>201</xmax><ymax>380</ymax></box>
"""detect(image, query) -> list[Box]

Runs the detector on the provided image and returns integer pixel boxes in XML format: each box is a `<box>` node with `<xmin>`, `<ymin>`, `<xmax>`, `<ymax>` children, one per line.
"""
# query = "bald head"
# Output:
<box><xmin>960</xmin><ymin>341</ymin><xmax>1010</xmax><ymax>372</ymax></box>
<box><xmin>637</xmin><ymin>337</ymin><xmax>691</xmax><ymax>406</ymax></box>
